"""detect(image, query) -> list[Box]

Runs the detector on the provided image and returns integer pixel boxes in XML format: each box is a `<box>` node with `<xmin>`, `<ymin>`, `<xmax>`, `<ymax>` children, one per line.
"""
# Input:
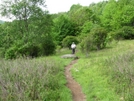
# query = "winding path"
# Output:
<box><xmin>65</xmin><ymin>59</ymin><xmax>86</xmax><ymax>101</ymax></box>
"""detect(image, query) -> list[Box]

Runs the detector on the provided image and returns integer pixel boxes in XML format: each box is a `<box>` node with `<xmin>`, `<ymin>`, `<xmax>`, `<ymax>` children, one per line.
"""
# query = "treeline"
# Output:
<box><xmin>0</xmin><ymin>0</ymin><xmax>134</xmax><ymax>59</ymax></box>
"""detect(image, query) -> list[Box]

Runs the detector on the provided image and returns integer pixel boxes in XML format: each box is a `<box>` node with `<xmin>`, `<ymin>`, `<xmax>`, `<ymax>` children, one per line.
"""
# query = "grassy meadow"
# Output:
<box><xmin>0</xmin><ymin>40</ymin><xmax>134</xmax><ymax>101</ymax></box>
<box><xmin>72</xmin><ymin>40</ymin><xmax>134</xmax><ymax>101</ymax></box>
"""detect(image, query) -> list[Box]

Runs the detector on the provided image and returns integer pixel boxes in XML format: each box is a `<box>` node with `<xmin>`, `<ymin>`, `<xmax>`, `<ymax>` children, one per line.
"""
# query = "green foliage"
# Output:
<box><xmin>80</xmin><ymin>21</ymin><xmax>94</xmax><ymax>35</ymax></box>
<box><xmin>4</xmin><ymin>34</ymin><xmax>56</xmax><ymax>59</ymax></box>
<box><xmin>40</xmin><ymin>35</ymin><xmax>56</xmax><ymax>56</ymax></box>
<box><xmin>101</xmin><ymin>0</ymin><xmax>118</xmax><ymax>30</ymax></box>
<box><xmin>112</xmin><ymin>30</ymin><xmax>124</xmax><ymax>40</ymax></box>
<box><xmin>0</xmin><ymin>0</ymin><xmax>46</xmax><ymax>20</ymax></box>
<box><xmin>1</xmin><ymin>0</ymin><xmax>134</xmax><ymax>60</ymax></box>
<box><xmin>79</xmin><ymin>34</ymin><xmax>94</xmax><ymax>56</ymax></box>
<box><xmin>90</xmin><ymin>26</ymin><xmax>108</xmax><ymax>50</ymax></box>
<box><xmin>68</xmin><ymin>5</ymin><xmax>95</xmax><ymax>36</ymax></box>
<box><xmin>89</xmin><ymin>1</ymin><xmax>107</xmax><ymax>24</ymax></box>
<box><xmin>101</xmin><ymin>0</ymin><xmax>134</xmax><ymax>31</ymax></box>
<box><xmin>62</xmin><ymin>36</ymin><xmax>79</xmax><ymax>48</ymax></box>
<box><xmin>0</xmin><ymin>0</ymin><xmax>56</xmax><ymax>59</ymax></box>
<box><xmin>5</xmin><ymin>46</ymin><xmax>18</xmax><ymax>59</ymax></box>
<box><xmin>53</xmin><ymin>14</ymin><xmax>77</xmax><ymax>45</ymax></box>
<box><xmin>120</xmin><ymin>5</ymin><xmax>134</xmax><ymax>26</ymax></box>
<box><xmin>0</xmin><ymin>8</ymin><xmax>55</xmax><ymax>59</ymax></box>
<box><xmin>17</xmin><ymin>43</ymin><xmax>40</xmax><ymax>58</ymax></box>
<box><xmin>4</xmin><ymin>41</ymin><xmax>38</xmax><ymax>59</ymax></box>
<box><xmin>113</xmin><ymin>26</ymin><xmax>134</xmax><ymax>40</ymax></box>
<box><xmin>68</xmin><ymin>5</ymin><xmax>93</xmax><ymax>26</ymax></box>
<box><xmin>121</xmin><ymin>26</ymin><xmax>134</xmax><ymax>39</ymax></box>
<box><xmin>79</xmin><ymin>26</ymin><xmax>108</xmax><ymax>57</ymax></box>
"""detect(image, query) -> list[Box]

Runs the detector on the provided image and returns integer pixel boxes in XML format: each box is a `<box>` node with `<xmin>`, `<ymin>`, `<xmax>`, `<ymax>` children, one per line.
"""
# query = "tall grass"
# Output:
<box><xmin>0</xmin><ymin>57</ymin><xmax>72</xmax><ymax>101</ymax></box>
<box><xmin>106</xmin><ymin>51</ymin><xmax>134</xmax><ymax>101</ymax></box>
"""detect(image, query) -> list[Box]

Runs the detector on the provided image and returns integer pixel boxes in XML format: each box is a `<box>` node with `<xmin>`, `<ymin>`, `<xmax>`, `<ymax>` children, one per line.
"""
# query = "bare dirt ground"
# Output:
<box><xmin>65</xmin><ymin>59</ymin><xmax>86</xmax><ymax>101</ymax></box>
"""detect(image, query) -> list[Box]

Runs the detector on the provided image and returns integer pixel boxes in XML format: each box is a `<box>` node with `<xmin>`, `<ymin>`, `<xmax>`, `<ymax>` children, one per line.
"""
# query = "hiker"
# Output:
<box><xmin>71</xmin><ymin>42</ymin><xmax>76</xmax><ymax>54</ymax></box>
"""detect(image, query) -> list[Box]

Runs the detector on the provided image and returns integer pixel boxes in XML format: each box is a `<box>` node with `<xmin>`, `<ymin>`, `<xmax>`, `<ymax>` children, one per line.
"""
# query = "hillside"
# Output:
<box><xmin>71</xmin><ymin>40</ymin><xmax>134</xmax><ymax>101</ymax></box>
<box><xmin>0</xmin><ymin>39</ymin><xmax>134</xmax><ymax>101</ymax></box>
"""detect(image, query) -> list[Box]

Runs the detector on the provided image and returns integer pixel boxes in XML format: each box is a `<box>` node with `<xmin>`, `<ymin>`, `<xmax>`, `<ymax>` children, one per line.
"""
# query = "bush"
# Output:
<box><xmin>113</xmin><ymin>26</ymin><xmax>134</xmax><ymax>40</ymax></box>
<box><xmin>90</xmin><ymin>26</ymin><xmax>108</xmax><ymax>50</ymax></box>
<box><xmin>121</xmin><ymin>26</ymin><xmax>134</xmax><ymax>39</ymax></box>
<box><xmin>80</xmin><ymin>26</ymin><xmax>108</xmax><ymax>56</ymax></box>
<box><xmin>5</xmin><ymin>42</ymin><xmax>40</xmax><ymax>59</ymax></box>
<box><xmin>4</xmin><ymin>34</ymin><xmax>56</xmax><ymax>59</ymax></box>
<box><xmin>41</xmin><ymin>35</ymin><xmax>56</xmax><ymax>56</ymax></box>
<box><xmin>18</xmin><ymin>43</ymin><xmax>40</xmax><ymax>57</ymax></box>
<box><xmin>5</xmin><ymin>46</ymin><xmax>18</xmax><ymax>59</ymax></box>
<box><xmin>79</xmin><ymin>34</ymin><xmax>94</xmax><ymax>56</ymax></box>
<box><xmin>0</xmin><ymin>48</ymin><xmax>6</xmax><ymax>58</ymax></box>
<box><xmin>62</xmin><ymin>36</ymin><xmax>79</xmax><ymax>49</ymax></box>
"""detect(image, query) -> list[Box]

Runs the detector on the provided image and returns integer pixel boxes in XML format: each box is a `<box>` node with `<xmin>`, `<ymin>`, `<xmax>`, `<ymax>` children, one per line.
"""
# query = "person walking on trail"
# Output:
<box><xmin>71</xmin><ymin>42</ymin><xmax>76</xmax><ymax>54</ymax></box>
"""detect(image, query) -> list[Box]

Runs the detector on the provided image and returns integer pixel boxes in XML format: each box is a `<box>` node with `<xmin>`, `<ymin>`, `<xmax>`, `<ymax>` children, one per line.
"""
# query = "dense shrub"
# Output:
<box><xmin>5</xmin><ymin>46</ymin><xmax>18</xmax><ymax>59</ymax></box>
<box><xmin>79</xmin><ymin>34</ymin><xmax>94</xmax><ymax>56</ymax></box>
<box><xmin>113</xmin><ymin>26</ymin><xmax>134</xmax><ymax>40</ymax></box>
<box><xmin>121</xmin><ymin>26</ymin><xmax>134</xmax><ymax>39</ymax></box>
<box><xmin>62</xmin><ymin>36</ymin><xmax>79</xmax><ymax>49</ymax></box>
<box><xmin>5</xmin><ymin>42</ymin><xmax>40</xmax><ymax>59</ymax></box>
<box><xmin>41</xmin><ymin>35</ymin><xmax>56</xmax><ymax>56</ymax></box>
<box><xmin>18</xmin><ymin>43</ymin><xmax>40</xmax><ymax>57</ymax></box>
<box><xmin>4</xmin><ymin>34</ymin><xmax>56</xmax><ymax>59</ymax></box>
<box><xmin>90</xmin><ymin>26</ymin><xmax>108</xmax><ymax>50</ymax></box>
<box><xmin>80</xmin><ymin>26</ymin><xmax>108</xmax><ymax>56</ymax></box>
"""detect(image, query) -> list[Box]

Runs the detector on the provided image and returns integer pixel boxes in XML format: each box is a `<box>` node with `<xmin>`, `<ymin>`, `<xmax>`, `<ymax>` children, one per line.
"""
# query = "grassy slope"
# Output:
<box><xmin>71</xmin><ymin>40</ymin><xmax>134</xmax><ymax>101</ymax></box>
<box><xmin>1</xmin><ymin>40</ymin><xmax>134</xmax><ymax>100</ymax></box>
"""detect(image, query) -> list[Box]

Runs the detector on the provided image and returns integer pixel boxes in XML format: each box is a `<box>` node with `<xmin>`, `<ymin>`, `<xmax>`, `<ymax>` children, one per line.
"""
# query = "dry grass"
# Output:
<box><xmin>0</xmin><ymin>57</ymin><xmax>72</xmax><ymax>101</ymax></box>
<box><xmin>106</xmin><ymin>51</ymin><xmax>134</xmax><ymax>100</ymax></box>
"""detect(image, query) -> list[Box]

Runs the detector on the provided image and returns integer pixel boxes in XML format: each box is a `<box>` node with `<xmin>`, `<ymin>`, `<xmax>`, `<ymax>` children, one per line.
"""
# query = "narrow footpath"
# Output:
<box><xmin>65</xmin><ymin>59</ymin><xmax>86</xmax><ymax>101</ymax></box>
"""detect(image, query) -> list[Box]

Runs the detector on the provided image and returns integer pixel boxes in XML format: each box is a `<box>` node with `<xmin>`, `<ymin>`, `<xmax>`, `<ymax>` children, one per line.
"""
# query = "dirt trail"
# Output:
<box><xmin>65</xmin><ymin>59</ymin><xmax>86</xmax><ymax>101</ymax></box>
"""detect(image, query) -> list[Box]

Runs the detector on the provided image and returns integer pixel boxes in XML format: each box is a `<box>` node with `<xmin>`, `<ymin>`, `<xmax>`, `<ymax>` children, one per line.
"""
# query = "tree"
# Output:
<box><xmin>90</xmin><ymin>26</ymin><xmax>108</xmax><ymax>50</ymax></box>
<box><xmin>113</xmin><ymin>26</ymin><xmax>134</xmax><ymax>40</ymax></box>
<box><xmin>69</xmin><ymin>5</ymin><xmax>93</xmax><ymax>27</ymax></box>
<box><xmin>80</xmin><ymin>25</ymin><xmax>108</xmax><ymax>57</ymax></box>
<box><xmin>0</xmin><ymin>0</ymin><xmax>56</xmax><ymax>59</ymax></box>
<box><xmin>62</xmin><ymin>36</ymin><xmax>78</xmax><ymax>49</ymax></box>
<box><xmin>89</xmin><ymin>1</ymin><xmax>108</xmax><ymax>24</ymax></box>
<box><xmin>0</xmin><ymin>0</ymin><xmax>46</xmax><ymax>34</ymax></box>
<box><xmin>101</xmin><ymin>0</ymin><xmax>119</xmax><ymax>31</ymax></box>
<box><xmin>101</xmin><ymin>0</ymin><xmax>134</xmax><ymax>31</ymax></box>
<box><xmin>53</xmin><ymin>14</ymin><xmax>77</xmax><ymax>45</ymax></box>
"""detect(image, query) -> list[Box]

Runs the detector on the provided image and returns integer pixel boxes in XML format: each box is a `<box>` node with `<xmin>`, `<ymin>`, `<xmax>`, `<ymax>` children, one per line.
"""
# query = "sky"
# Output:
<box><xmin>46</xmin><ymin>0</ymin><xmax>105</xmax><ymax>14</ymax></box>
<box><xmin>0</xmin><ymin>0</ymin><xmax>105</xmax><ymax>21</ymax></box>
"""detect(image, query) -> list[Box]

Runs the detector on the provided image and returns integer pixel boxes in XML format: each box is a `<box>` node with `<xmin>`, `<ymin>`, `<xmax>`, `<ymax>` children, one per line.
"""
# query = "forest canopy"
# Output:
<box><xmin>0</xmin><ymin>0</ymin><xmax>134</xmax><ymax>59</ymax></box>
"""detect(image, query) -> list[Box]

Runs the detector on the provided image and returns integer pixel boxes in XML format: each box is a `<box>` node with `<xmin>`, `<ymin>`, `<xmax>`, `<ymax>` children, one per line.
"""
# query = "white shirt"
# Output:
<box><xmin>71</xmin><ymin>43</ymin><xmax>76</xmax><ymax>49</ymax></box>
